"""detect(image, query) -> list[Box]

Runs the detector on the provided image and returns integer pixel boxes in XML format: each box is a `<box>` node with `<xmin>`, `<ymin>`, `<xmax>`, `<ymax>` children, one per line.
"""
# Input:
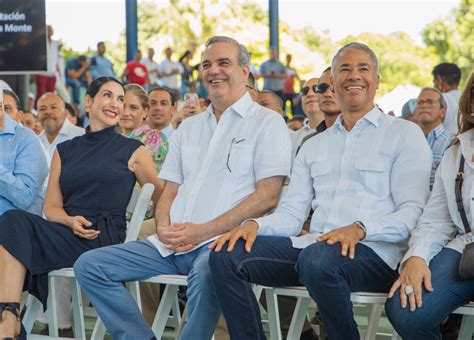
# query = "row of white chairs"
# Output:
<box><xmin>20</xmin><ymin>181</ymin><xmax>474</xmax><ymax>339</ymax></box>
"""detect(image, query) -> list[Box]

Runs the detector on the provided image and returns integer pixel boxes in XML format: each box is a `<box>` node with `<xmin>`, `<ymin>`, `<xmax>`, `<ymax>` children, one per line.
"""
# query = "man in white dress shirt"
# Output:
<box><xmin>158</xmin><ymin>47</ymin><xmax>183</xmax><ymax>93</ymax></box>
<box><xmin>37</xmin><ymin>93</ymin><xmax>84</xmax><ymax>162</ymax></box>
<box><xmin>432</xmin><ymin>62</ymin><xmax>462</xmax><ymax>136</ymax></box>
<box><xmin>74</xmin><ymin>35</ymin><xmax>292</xmax><ymax>340</ymax></box>
<box><xmin>208</xmin><ymin>42</ymin><xmax>432</xmax><ymax>340</ymax></box>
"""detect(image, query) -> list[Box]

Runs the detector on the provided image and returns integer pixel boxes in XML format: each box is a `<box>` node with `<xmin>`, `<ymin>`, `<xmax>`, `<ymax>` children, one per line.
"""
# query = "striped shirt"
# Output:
<box><xmin>426</xmin><ymin>124</ymin><xmax>454</xmax><ymax>189</ymax></box>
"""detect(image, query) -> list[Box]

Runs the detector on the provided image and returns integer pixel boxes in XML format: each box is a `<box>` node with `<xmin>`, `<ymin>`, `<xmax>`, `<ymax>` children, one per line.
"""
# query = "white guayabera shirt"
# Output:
<box><xmin>403</xmin><ymin>129</ymin><xmax>474</xmax><ymax>266</ymax></box>
<box><xmin>255</xmin><ymin>107</ymin><xmax>432</xmax><ymax>270</ymax></box>
<box><xmin>149</xmin><ymin>92</ymin><xmax>292</xmax><ymax>256</ymax></box>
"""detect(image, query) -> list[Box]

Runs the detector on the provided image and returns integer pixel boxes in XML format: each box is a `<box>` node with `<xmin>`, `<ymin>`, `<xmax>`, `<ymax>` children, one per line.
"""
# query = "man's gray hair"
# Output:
<box><xmin>205</xmin><ymin>36</ymin><xmax>250</xmax><ymax>67</ymax></box>
<box><xmin>419</xmin><ymin>87</ymin><xmax>447</xmax><ymax>109</ymax></box>
<box><xmin>331</xmin><ymin>42</ymin><xmax>379</xmax><ymax>75</ymax></box>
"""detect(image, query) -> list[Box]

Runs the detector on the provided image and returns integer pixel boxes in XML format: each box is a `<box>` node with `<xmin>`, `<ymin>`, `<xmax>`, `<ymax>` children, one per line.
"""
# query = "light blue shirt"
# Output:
<box><xmin>255</xmin><ymin>108</ymin><xmax>432</xmax><ymax>269</ymax></box>
<box><xmin>89</xmin><ymin>54</ymin><xmax>116</xmax><ymax>80</ymax></box>
<box><xmin>426</xmin><ymin>123</ymin><xmax>453</xmax><ymax>188</ymax></box>
<box><xmin>0</xmin><ymin>114</ymin><xmax>48</xmax><ymax>215</ymax></box>
<box><xmin>260</xmin><ymin>59</ymin><xmax>285</xmax><ymax>91</ymax></box>
<box><xmin>161</xmin><ymin>124</ymin><xmax>174</xmax><ymax>139</ymax></box>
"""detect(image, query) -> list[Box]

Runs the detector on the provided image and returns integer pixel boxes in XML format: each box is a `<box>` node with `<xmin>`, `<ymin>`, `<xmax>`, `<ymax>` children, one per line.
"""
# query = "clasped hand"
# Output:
<box><xmin>157</xmin><ymin>222</ymin><xmax>203</xmax><ymax>253</ymax></box>
<box><xmin>68</xmin><ymin>215</ymin><xmax>99</xmax><ymax>240</ymax></box>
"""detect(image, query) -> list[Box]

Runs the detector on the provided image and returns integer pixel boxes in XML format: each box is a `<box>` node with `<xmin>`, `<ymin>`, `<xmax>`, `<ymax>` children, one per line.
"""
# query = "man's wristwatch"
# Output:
<box><xmin>353</xmin><ymin>221</ymin><xmax>366</xmax><ymax>240</ymax></box>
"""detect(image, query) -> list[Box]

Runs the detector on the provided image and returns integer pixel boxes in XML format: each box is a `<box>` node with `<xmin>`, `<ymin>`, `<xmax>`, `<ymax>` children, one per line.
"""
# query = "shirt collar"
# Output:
<box><xmin>429</xmin><ymin>123</ymin><xmax>445</xmax><ymax>139</ymax></box>
<box><xmin>0</xmin><ymin>114</ymin><xmax>17</xmax><ymax>135</ymax></box>
<box><xmin>333</xmin><ymin>106</ymin><xmax>381</xmax><ymax>132</ymax></box>
<box><xmin>205</xmin><ymin>92</ymin><xmax>252</xmax><ymax>119</ymax></box>
<box><xmin>59</xmin><ymin>118</ymin><xmax>74</xmax><ymax>136</ymax></box>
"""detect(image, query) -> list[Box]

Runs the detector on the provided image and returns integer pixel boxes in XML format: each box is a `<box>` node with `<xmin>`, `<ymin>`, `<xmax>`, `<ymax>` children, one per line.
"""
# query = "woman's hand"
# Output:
<box><xmin>388</xmin><ymin>256</ymin><xmax>433</xmax><ymax>312</ymax></box>
<box><xmin>67</xmin><ymin>216</ymin><xmax>100</xmax><ymax>240</ymax></box>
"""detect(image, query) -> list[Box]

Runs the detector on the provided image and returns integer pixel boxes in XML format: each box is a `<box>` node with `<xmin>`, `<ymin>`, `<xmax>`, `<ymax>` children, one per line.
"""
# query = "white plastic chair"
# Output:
<box><xmin>23</xmin><ymin>183</ymin><xmax>154</xmax><ymax>339</ymax></box>
<box><xmin>266</xmin><ymin>286</ymin><xmax>389</xmax><ymax>340</ymax></box>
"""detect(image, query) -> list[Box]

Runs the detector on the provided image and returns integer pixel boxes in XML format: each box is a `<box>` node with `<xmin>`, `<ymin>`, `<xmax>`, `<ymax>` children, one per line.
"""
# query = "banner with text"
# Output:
<box><xmin>0</xmin><ymin>0</ymin><xmax>46</xmax><ymax>74</ymax></box>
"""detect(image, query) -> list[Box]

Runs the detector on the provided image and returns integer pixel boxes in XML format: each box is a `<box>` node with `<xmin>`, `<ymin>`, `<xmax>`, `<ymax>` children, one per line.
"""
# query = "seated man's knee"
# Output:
<box><xmin>208</xmin><ymin>239</ymin><xmax>247</xmax><ymax>276</ymax></box>
<box><xmin>74</xmin><ymin>249</ymin><xmax>102</xmax><ymax>279</ymax></box>
<box><xmin>296</xmin><ymin>242</ymin><xmax>340</xmax><ymax>280</ymax></box>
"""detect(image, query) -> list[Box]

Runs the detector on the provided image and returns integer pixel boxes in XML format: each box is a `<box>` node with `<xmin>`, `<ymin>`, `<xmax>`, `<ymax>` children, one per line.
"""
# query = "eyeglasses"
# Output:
<box><xmin>300</xmin><ymin>83</ymin><xmax>330</xmax><ymax>96</ymax></box>
<box><xmin>416</xmin><ymin>99</ymin><xmax>439</xmax><ymax>107</ymax></box>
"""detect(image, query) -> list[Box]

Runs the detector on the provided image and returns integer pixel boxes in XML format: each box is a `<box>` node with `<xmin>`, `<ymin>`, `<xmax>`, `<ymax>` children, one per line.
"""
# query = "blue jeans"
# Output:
<box><xmin>385</xmin><ymin>248</ymin><xmax>474</xmax><ymax>340</ymax></box>
<box><xmin>209</xmin><ymin>236</ymin><xmax>398</xmax><ymax>340</ymax></box>
<box><xmin>74</xmin><ymin>240</ymin><xmax>220</xmax><ymax>340</ymax></box>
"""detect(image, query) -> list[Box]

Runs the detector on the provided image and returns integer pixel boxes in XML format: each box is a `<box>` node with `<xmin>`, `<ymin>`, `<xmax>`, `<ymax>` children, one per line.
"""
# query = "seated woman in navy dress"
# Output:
<box><xmin>0</xmin><ymin>76</ymin><xmax>162</xmax><ymax>339</ymax></box>
<box><xmin>385</xmin><ymin>71</ymin><xmax>474</xmax><ymax>339</ymax></box>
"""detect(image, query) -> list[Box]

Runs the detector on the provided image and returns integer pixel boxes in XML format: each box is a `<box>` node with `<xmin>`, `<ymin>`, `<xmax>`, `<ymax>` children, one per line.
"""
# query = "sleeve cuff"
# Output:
<box><xmin>255</xmin><ymin>167</ymin><xmax>291</xmax><ymax>182</ymax></box>
<box><xmin>158</xmin><ymin>169</ymin><xmax>183</xmax><ymax>185</ymax></box>
<box><xmin>401</xmin><ymin>246</ymin><xmax>431</xmax><ymax>267</ymax></box>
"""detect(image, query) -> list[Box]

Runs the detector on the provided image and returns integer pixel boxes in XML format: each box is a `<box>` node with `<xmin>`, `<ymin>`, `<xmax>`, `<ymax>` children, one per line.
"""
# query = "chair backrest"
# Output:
<box><xmin>125</xmin><ymin>183</ymin><xmax>154</xmax><ymax>243</ymax></box>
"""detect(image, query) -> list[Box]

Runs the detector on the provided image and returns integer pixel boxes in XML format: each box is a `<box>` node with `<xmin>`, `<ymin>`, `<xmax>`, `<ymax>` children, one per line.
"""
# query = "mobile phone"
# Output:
<box><xmin>184</xmin><ymin>93</ymin><xmax>198</xmax><ymax>105</ymax></box>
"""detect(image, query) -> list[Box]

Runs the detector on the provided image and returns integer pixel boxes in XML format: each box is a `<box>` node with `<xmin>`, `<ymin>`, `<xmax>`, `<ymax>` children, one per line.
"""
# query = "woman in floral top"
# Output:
<box><xmin>119</xmin><ymin>84</ymin><xmax>169</xmax><ymax>173</ymax></box>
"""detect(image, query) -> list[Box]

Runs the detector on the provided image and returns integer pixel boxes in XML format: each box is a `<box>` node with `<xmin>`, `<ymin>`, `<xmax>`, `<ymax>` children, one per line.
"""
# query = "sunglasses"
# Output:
<box><xmin>301</xmin><ymin>83</ymin><xmax>330</xmax><ymax>96</ymax></box>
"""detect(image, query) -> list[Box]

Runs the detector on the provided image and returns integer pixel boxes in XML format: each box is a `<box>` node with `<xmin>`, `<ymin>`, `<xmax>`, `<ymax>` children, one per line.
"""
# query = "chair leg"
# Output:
<box><xmin>71</xmin><ymin>278</ymin><xmax>86</xmax><ymax>340</ymax></box>
<box><xmin>151</xmin><ymin>284</ymin><xmax>179</xmax><ymax>338</ymax></box>
<box><xmin>174</xmin><ymin>304</ymin><xmax>187</xmax><ymax>340</ymax></box>
<box><xmin>264</xmin><ymin>289</ymin><xmax>282</xmax><ymax>340</ymax></box>
<box><xmin>458</xmin><ymin>315</ymin><xmax>474</xmax><ymax>340</ymax></box>
<box><xmin>391</xmin><ymin>330</ymin><xmax>401</xmax><ymax>340</ymax></box>
<box><xmin>363</xmin><ymin>303</ymin><xmax>383</xmax><ymax>340</ymax></box>
<box><xmin>126</xmin><ymin>281</ymin><xmax>142</xmax><ymax>311</ymax></box>
<box><xmin>91</xmin><ymin>317</ymin><xmax>107</xmax><ymax>340</ymax></box>
<box><xmin>21</xmin><ymin>294</ymin><xmax>42</xmax><ymax>333</ymax></box>
<box><xmin>286</xmin><ymin>296</ymin><xmax>311</xmax><ymax>340</ymax></box>
<box><xmin>47</xmin><ymin>276</ymin><xmax>59</xmax><ymax>337</ymax></box>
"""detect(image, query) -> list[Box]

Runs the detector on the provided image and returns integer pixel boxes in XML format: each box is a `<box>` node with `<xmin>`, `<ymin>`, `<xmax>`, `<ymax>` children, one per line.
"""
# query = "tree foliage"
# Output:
<box><xmin>61</xmin><ymin>0</ymin><xmax>470</xmax><ymax>95</ymax></box>
<box><xmin>422</xmin><ymin>0</ymin><xmax>473</xmax><ymax>85</ymax></box>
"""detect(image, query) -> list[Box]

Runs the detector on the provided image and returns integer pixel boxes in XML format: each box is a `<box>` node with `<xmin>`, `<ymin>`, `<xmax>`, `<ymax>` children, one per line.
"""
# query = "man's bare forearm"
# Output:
<box><xmin>200</xmin><ymin>176</ymin><xmax>284</xmax><ymax>240</ymax></box>
<box><xmin>155</xmin><ymin>181</ymin><xmax>178</xmax><ymax>231</ymax></box>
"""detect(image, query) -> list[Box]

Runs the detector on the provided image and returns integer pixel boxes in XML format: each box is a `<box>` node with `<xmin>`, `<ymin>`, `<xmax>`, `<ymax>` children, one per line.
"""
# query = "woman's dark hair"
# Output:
<box><xmin>179</xmin><ymin>50</ymin><xmax>192</xmax><ymax>63</ymax></box>
<box><xmin>86</xmin><ymin>76</ymin><xmax>124</xmax><ymax>99</ymax></box>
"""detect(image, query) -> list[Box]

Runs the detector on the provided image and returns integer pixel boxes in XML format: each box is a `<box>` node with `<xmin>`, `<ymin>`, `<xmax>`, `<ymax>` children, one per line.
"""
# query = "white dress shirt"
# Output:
<box><xmin>255</xmin><ymin>107</ymin><xmax>432</xmax><ymax>269</ymax></box>
<box><xmin>142</xmin><ymin>58</ymin><xmax>160</xmax><ymax>86</ymax></box>
<box><xmin>149</xmin><ymin>92</ymin><xmax>292</xmax><ymax>256</ymax></box>
<box><xmin>158</xmin><ymin>58</ymin><xmax>184</xmax><ymax>90</ymax></box>
<box><xmin>39</xmin><ymin>119</ymin><xmax>85</xmax><ymax>162</ymax></box>
<box><xmin>402</xmin><ymin>129</ymin><xmax>474</xmax><ymax>265</ymax></box>
<box><xmin>290</xmin><ymin>118</ymin><xmax>315</xmax><ymax>161</ymax></box>
<box><xmin>442</xmin><ymin>89</ymin><xmax>462</xmax><ymax>135</ymax></box>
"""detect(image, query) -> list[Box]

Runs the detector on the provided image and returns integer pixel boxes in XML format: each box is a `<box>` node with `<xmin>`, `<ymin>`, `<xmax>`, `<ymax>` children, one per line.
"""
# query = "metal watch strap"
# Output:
<box><xmin>353</xmin><ymin>221</ymin><xmax>366</xmax><ymax>239</ymax></box>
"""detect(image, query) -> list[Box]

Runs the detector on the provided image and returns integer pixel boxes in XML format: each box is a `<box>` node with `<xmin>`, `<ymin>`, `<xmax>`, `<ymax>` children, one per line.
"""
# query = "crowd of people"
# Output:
<box><xmin>0</xmin><ymin>32</ymin><xmax>473</xmax><ymax>340</ymax></box>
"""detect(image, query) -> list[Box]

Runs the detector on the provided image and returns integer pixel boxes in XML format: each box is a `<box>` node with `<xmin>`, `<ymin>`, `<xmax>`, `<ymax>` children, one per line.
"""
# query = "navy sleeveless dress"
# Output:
<box><xmin>0</xmin><ymin>126</ymin><xmax>142</xmax><ymax>308</ymax></box>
